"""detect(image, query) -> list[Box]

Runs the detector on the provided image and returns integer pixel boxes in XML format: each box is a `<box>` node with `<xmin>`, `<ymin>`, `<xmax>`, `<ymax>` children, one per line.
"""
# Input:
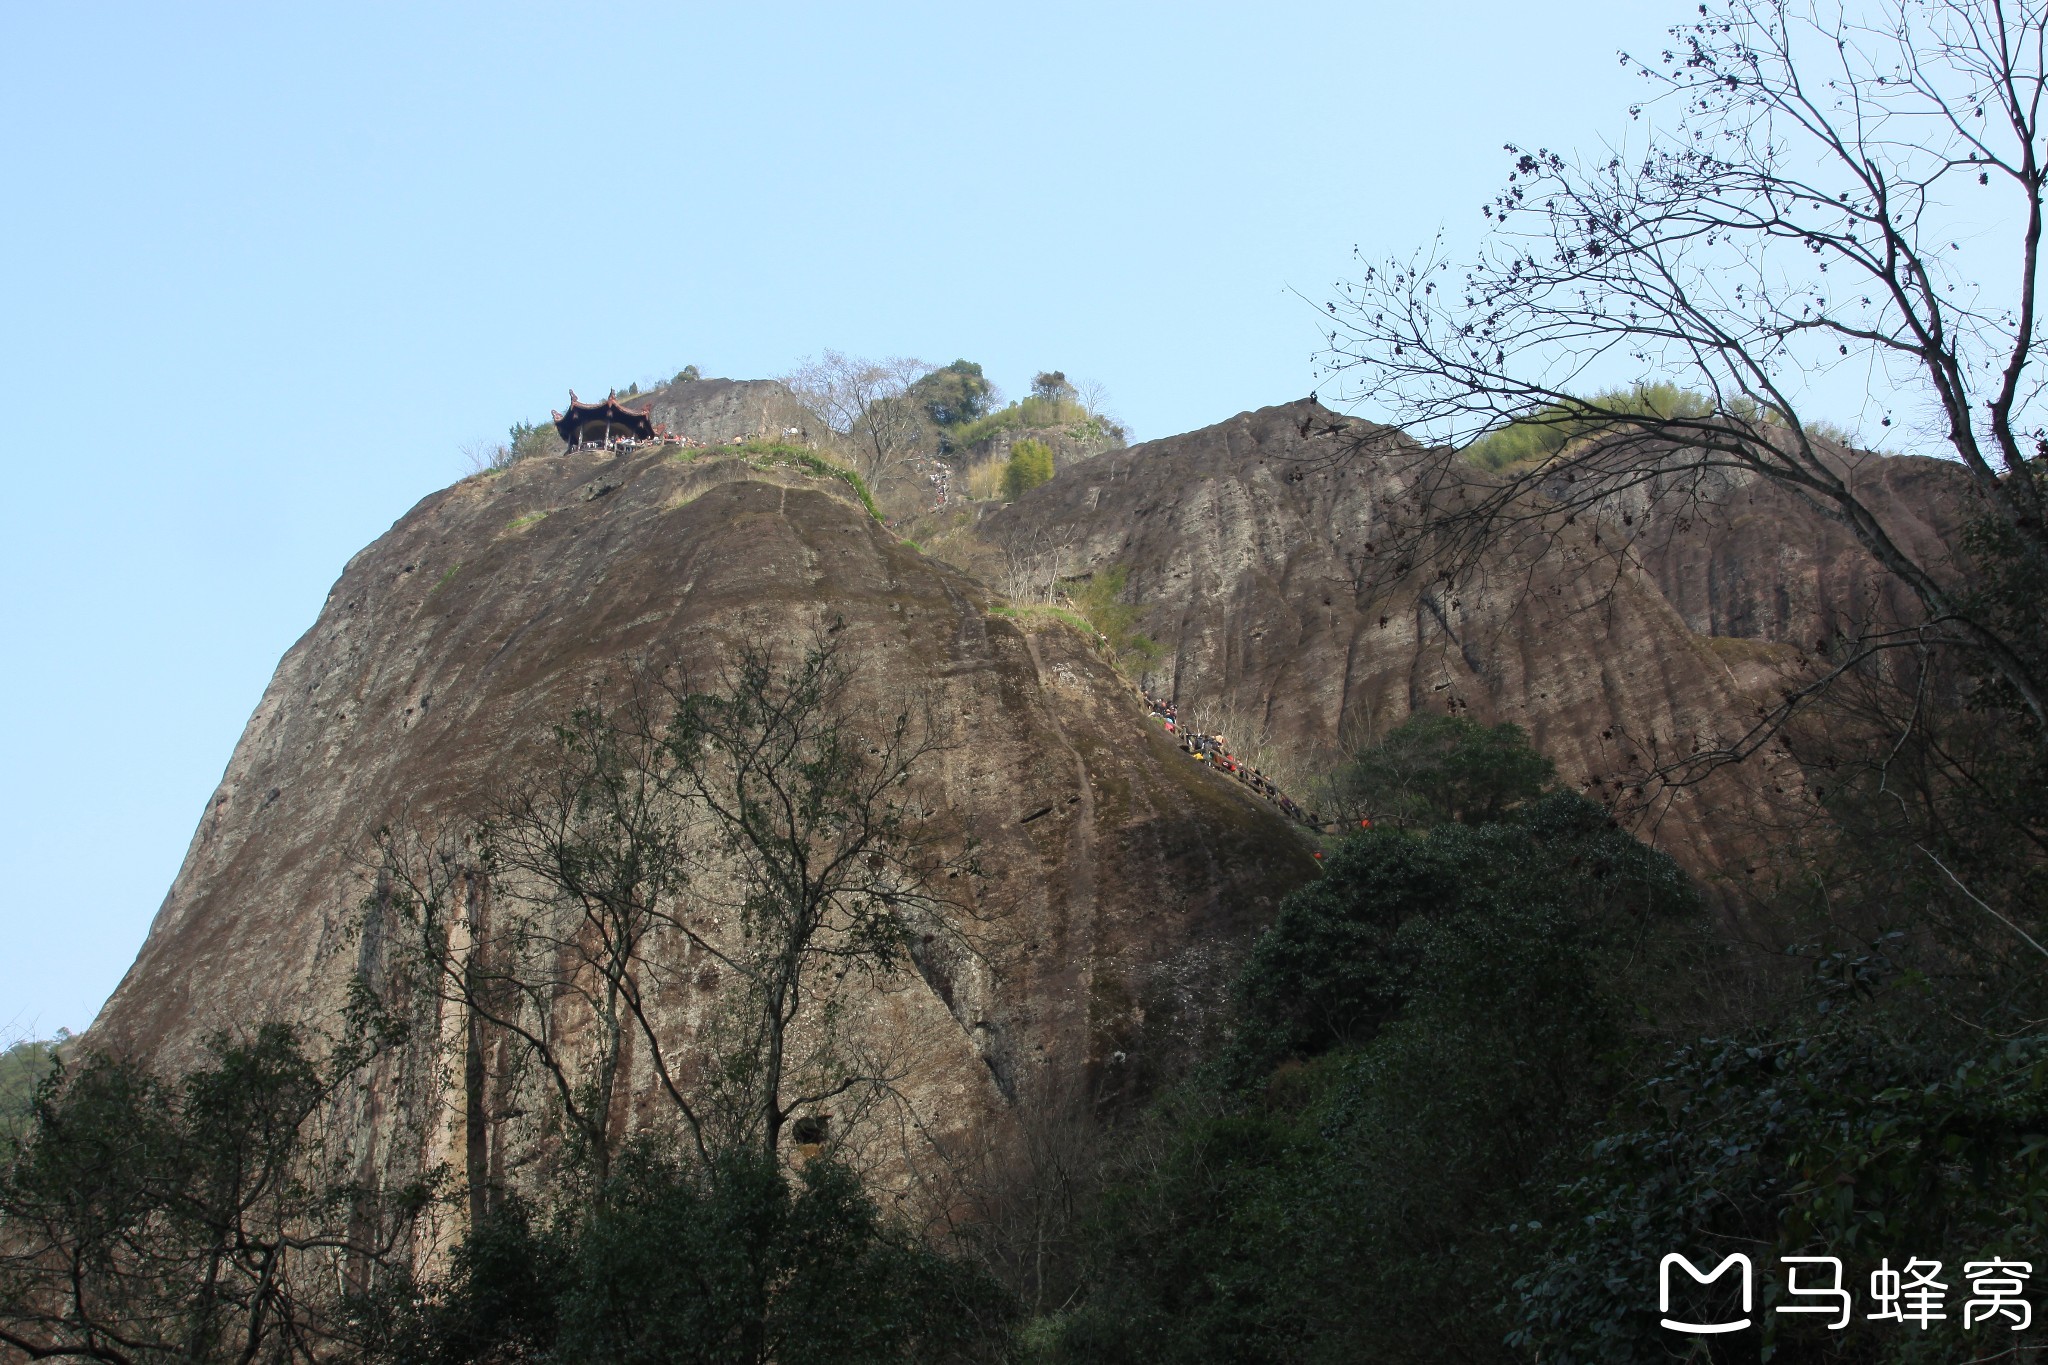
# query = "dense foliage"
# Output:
<box><xmin>0</xmin><ymin>1023</ymin><xmax>421</xmax><ymax>1364</ymax></box>
<box><xmin>1003</xmin><ymin>438</ymin><xmax>1056</xmax><ymax>500</ymax></box>
<box><xmin>0</xmin><ymin>1036</ymin><xmax>60</xmax><ymax>1140</ymax></box>
<box><xmin>911</xmin><ymin>359</ymin><xmax>996</xmax><ymax>429</ymax></box>
<box><xmin>1043</xmin><ymin>725</ymin><xmax>1702</xmax><ymax>1363</ymax></box>
<box><xmin>1514</xmin><ymin>1024</ymin><xmax>2048</xmax><ymax>1362</ymax></box>
<box><xmin>362</xmin><ymin>1149</ymin><xmax>1010</xmax><ymax>1365</ymax></box>
<box><xmin>1317</xmin><ymin>713</ymin><xmax>1555</xmax><ymax>827</ymax></box>
<box><xmin>505</xmin><ymin>418</ymin><xmax>561</xmax><ymax>464</ymax></box>
<box><xmin>1034</xmin><ymin>687</ymin><xmax>2048</xmax><ymax>1364</ymax></box>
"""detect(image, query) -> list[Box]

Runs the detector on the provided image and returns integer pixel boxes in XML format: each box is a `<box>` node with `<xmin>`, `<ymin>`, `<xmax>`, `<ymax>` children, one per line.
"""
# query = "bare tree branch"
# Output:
<box><xmin>1320</xmin><ymin>0</ymin><xmax>2048</xmax><ymax>753</ymax></box>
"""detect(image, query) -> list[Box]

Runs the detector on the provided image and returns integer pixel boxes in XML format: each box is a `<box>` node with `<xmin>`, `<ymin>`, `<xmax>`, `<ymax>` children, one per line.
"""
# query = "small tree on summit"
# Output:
<box><xmin>911</xmin><ymin>359</ymin><xmax>997</xmax><ymax>428</ymax></box>
<box><xmin>781</xmin><ymin>351</ymin><xmax>932</xmax><ymax>493</ymax></box>
<box><xmin>1029</xmin><ymin>371</ymin><xmax>1075</xmax><ymax>406</ymax></box>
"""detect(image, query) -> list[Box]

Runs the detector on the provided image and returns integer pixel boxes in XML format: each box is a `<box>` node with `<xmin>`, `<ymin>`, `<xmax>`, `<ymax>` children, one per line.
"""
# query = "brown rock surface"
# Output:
<box><xmin>977</xmin><ymin>399</ymin><xmax>1919</xmax><ymax>880</ymax></box>
<box><xmin>92</xmin><ymin>444</ymin><xmax>1312</xmax><ymax>1186</ymax></box>
<box><xmin>92</xmin><ymin>392</ymin><xmax>1956</xmax><ymax>1197</ymax></box>
<box><xmin>1579</xmin><ymin>450</ymin><xmax>1966</xmax><ymax>650</ymax></box>
<box><xmin>644</xmin><ymin>376</ymin><xmax>822</xmax><ymax>444</ymax></box>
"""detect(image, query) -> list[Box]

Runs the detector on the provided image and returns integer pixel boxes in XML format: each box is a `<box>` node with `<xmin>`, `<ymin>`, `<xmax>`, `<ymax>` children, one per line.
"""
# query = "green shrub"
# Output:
<box><xmin>950</xmin><ymin>398</ymin><xmax>1120</xmax><ymax>451</ymax></box>
<box><xmin>1461</xmin><ymin>384</ymin><xmax>1862</xmax><ymax>470</ymax></box>
<box><xmin>0</xmin><ymin>1037</ymin><xmax>60</xmax><ymax>1140</ymax></box>
<box><xmin>1322</xmin><ymin>713</ymin><xmax>1554</xmax><ymax>828</ymax></box>
<box><xmin>726</xmin><ymin>442</ymin><xmax>882</xmax><ymax>521</ymax></box>
<box><xmin>1054</xmin><ymin>791</ymin><xmax>1698</xmax><ymax>1363</ymax></box>
<box><xmin>508</xmin><ymin>419</ymin><xmax>562</xmax><ymax>464</ymax></box>
<box><xmin>1003</xmin><ymin>439</ymin><xmax>1056</xmax><ymax>500</ymax></box>
<box><xmin>1463</xmin><ymin>383</ymin><xmax>1718</xmax><ymax>470</ymax></box>
<box><xmin>1069</xmin><ymin>564</ymin><xmax>1161</xmax><ymax>670</ymax></box>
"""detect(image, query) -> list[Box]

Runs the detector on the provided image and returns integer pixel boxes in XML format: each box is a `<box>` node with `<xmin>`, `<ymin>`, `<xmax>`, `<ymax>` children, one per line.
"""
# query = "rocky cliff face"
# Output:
<box><xmin>977</xmin><ymin>400</ymin><xmax>1952</xmax><ymax>884</ymax></box>
<box><xmin>93</xmin><ymin>444</ymin><xmax>1312</xmax><ymax>1192</ymax></box>
<box><xmin>92</xmin><ymin>391</ymin><xmax>1957</xmax><ymax>1202</ymax></box>
<box><xmin>1583</xmin><ymin>450</ymin><xmax>1964</xmax><ymax>651</ymax></box>
<box><xmin>645</xmin><ymin>377</ymin><xmax>822</xmax><ymax>444</ymax></box>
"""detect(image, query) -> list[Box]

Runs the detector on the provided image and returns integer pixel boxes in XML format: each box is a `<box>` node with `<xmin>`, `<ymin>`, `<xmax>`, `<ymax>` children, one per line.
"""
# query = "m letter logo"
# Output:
<box><xmin>1660</xmin><ymin>1253</ymin><xmax>1753</xmax><ymax>1334</ymax></box>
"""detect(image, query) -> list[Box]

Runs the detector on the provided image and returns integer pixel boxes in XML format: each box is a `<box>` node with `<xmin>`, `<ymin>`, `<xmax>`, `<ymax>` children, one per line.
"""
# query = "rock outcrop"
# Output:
<box><xmin>1586</xmin><ymin>449</ymin><xmax>1965</xmax><ymax>651</ymax></box>
<box><xmin>977</xmin><ymin>399</ymin><xmax>1943</xmax><ymax>884</ymax></box>
<box><xmin>91</xmin><ymin>389</ymin><xmax>1962</xmax><ymax>1206</ymax></box>
<box><xmin>92</xmin><ymin>444</ymin><xmax>1312</xmax><ymax>1193</ymax></box>
<box><xmin>954</xmin><ymin>417</ymin><xmax>1126</xmax><ymax>475</ymax></box>
<box><xmin>644</xmin><ymin>376</ymin><xmax>822</xmax><ymax>445</ymax></box>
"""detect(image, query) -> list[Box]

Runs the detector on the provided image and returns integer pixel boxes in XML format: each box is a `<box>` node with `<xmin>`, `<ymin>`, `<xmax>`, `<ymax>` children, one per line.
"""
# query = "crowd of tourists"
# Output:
<box><xmin>574</xmin><ymin>432</ymin><xmax>703</xmax><ymax>452</ymax></box>
<box><xmin>572</xmin><ymin>426</ymin><xmax>816</xmax><ymax>454</ymax></box>
<box><xmin>1144</xmin><ymin>695</ymin><xmax>1322</xmax><ymax>829</ymax></box>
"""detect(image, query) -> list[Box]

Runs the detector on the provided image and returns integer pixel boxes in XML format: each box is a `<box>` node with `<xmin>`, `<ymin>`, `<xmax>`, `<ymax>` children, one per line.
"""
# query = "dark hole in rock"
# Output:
<box><xmin>791</xmin><ymin>1114</ymin><xmax>830</xmax><ymax>1146</ymax></box>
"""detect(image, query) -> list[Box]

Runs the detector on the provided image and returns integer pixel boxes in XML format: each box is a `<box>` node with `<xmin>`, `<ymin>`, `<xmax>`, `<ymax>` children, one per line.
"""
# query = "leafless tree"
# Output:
<box><xmin>1074</xmin><ymin>377</ymin><xmax>1110</xmax><ymax>417</ymax></box>
<box><xmin>912</xmin><ymin>1070</ymin><xmax>1103</xmax><ymax>1319</ymax></box>
<box><xmin>459</xmin><ymin>438</ymin><xmax>513</xmax><ymax>476</ymax></box>
<box><xmin>997</xmin><ymin>527</ymin><xmax>1081</xmax><ymax>605</ymax></box>
<box><xmin>782</xmin><ymin>351</ymin><xmax>934</xmax><ymax>492</ymax></box>
<box><xmin>1320</xmin><ymin>0</ymin><xmax>2048</xmax><ymax>763</ymax></box>
<box><xmin>371</xmin><ymin>636</ymin><xmax>977</xmax><ymax>1217</ymax></box>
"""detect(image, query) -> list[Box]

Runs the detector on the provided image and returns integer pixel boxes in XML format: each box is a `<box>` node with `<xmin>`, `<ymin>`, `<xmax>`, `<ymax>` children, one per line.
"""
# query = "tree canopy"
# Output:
<box><xmin>1002</xmin><ymin>438</ymin><xmax>1056</xmax><ymax>500</ymax></box>
<box><xmin>911</xmin><ymin>359</ymin><xmax>996</xmax><ymax>428</ymax></box>
<box><xmin>1320</xmin><ymin>713</ymin><xmax>1555</xmax><ymax>828</ymax></box>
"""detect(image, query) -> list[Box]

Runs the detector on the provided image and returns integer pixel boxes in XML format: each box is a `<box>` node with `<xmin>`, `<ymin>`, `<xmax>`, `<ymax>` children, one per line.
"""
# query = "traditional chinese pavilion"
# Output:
<box><xmin>551</xmin><ymin>390</ymin><xmax>661</xmax><ymax>448</ymax></box>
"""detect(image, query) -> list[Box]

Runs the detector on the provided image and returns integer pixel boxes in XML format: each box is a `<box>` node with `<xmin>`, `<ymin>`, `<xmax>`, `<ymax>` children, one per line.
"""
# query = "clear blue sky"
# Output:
<box><xmin>0</xmin><ymin>1</ymin><xmax>1678</xmax><ymax>1037</ymax></box>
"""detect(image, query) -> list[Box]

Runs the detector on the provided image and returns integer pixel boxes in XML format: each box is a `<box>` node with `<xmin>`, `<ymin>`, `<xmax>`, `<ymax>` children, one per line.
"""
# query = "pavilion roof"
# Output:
<box><xmin>550</xmin><ymin>389</ymin><xmax>660</xmax><ymax>442</ymax></box>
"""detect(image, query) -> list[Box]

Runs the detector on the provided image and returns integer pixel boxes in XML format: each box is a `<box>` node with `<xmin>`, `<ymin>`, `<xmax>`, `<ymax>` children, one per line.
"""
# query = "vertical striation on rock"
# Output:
<box><xmin>93</xmin><ymin>443</ymin><xmax>1313</xmax><ymax>1197</ymax></box>
<box><xmin>980</xmin><ymin>399</ymin><xmax>1957</xmax><ymax>885</ymax></box>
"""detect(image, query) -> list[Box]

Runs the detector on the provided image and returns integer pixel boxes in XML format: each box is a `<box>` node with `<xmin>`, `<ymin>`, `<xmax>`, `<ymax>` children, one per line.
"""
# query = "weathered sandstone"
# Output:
<box><xmin>93</xmin><ymin>444</ymin><xmax>1312</xmax><ymax>1194</ymax></box>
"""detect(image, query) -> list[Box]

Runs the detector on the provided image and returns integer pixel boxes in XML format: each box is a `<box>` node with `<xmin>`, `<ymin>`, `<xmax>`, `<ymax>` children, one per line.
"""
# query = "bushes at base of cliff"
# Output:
<box><xmin>1039</xmin><ymin>785</ymin><xmax>1699</xmax><ymax>1363</ymax></box>
<box><xmin>362</xmin><ymin>1147</ymin><xmax>1012</xmax><ymax>1365</ymax></box>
